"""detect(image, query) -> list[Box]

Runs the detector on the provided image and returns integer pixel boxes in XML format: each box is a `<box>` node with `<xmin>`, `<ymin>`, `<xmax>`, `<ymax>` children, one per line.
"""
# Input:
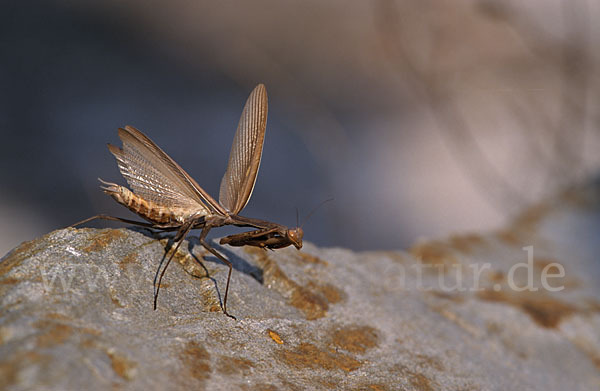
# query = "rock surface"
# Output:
<box><xmin>1</xmin><ymin>183</ymin><xmax>599</xmax><ymax>390</ymax></box>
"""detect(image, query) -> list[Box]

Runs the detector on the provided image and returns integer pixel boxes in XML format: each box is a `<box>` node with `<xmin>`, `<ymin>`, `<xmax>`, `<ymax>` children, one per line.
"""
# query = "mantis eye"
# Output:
<box><xmin>288</xmin><ymin>228</ymin><xmax>303</xmax><ymax>249</ymax></box>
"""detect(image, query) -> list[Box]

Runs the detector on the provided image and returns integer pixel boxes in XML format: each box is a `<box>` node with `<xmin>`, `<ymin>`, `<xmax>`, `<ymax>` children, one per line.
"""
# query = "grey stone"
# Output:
<box><xmin>1</xmin><ymin>183</ymin><xmax>599</xmax><ymax>390</ymax></box>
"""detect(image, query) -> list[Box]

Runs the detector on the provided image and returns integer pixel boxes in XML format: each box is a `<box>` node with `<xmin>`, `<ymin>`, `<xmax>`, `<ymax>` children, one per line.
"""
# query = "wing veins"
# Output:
<box><xmin>218</xmin><ymin>84</ymin><xmax>268</xmax><ymax>214</ymax></box>
<box><xmin>109</xmin><ymin>126</ymin><xmax>225</xmax><ymax>215</ymax></box>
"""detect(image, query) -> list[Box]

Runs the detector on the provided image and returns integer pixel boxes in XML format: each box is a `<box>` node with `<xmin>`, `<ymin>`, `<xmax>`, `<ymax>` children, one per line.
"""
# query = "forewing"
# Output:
<box><xmin>109</xmin><ymin>126</ymin><xmax>224</xmax><ymax>215</ymax></box>
<box><xmin>219</xmin><ymin>84</ymin><xmax>268</xmax><ymax>213</ymax></box>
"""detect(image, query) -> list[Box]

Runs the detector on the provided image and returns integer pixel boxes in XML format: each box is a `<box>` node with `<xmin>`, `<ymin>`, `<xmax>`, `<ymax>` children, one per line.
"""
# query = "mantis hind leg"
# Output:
<box><xmin>153</xmin><ymin>222</ymin><xmax>194</xmax><ymax>310</ymax></box>
<box><xmin>199</xmin><ymin>226</ymin><xmax>236</xmax><ymax>320</ymax></box>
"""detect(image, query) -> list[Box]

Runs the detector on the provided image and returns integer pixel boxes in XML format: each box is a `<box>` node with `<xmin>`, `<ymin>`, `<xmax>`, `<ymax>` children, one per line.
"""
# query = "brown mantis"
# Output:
<box><xmin>73</xmin><ymin>84</ymin><xmax>302</xmax><ymax>319</ymax></box>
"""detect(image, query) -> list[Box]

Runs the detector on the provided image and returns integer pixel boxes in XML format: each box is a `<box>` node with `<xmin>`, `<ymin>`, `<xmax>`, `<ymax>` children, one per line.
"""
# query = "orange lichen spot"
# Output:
<box><xmin>267</xmin><ymin>329</ymin><xmax>284</xmax><ymax>344</ymax></box>
<box><xmin>119</xmin><ymin>252</ymin><xmax>138</xmax><ymax>270</ymax></box>
<box><xmin>409</xmin><ymin>241</ymin><xmax>459</xmax><ymax>273</ymax></box>
<box><xmin>316</xmin><ymin>378</ymin><xmax>340</xmax><ymax>389</ymax></box>
<box><xmin>290</xmin><ymin>286</ymin><xmax>329</xmax><ymax>320</ymax></box>
<box><xmin>34</xmin><ymin>321</ymin><xmax>74</xmax><ymax>348</ymax></box>
<box><xmin>109</xmin><ymin>288</ymin><xmax>125</xmax><ymax>308</ymax></box>
<box><xmin>182</xmin><ymin>276</ymin><xmax>222</xmax><ymax>314</ymax></box>
<box><xmin>0</xmin><ymin>328</ymin><xmax>6</xmax><ymax>346</ymax></box>
<box><xmin>208</xmin><ymin>304</ymin><xmax>222</xmax><ymax>313</ymax></box>
<box><xmin>278</xmin><ymin>343</ymin><xmax>361</xmax><ymax>372</ymax></box>
<box><xmin>306</xmin><ymin>281</ymin><xmax>346</xmax><ymax>304</ymax></box>
<box><xmin>0</xmin><ymin>277</ymin><xmax>19</xmax><ymax>286</ymax></box>
<box><xmin>0</xmin><ymin>241</ymin><xmax>32</xmax><ymax>276</ymax></box>
<box><xmin>216</xmin><ymin>355</ymin><xmax>255</xmax><ymax>376</ymax></box>
<box><xmin>519</xmin><ymin>298</ymin><xmax>576</xmax><ymax>328</ymax></box>
<box><xmin>80</xmin><ymin>327</ymin><xmax>102</xmax><ymax>337</ymax></box>
<box><xmin>296</xmin><ymin>252</ymin><xmax>328</xmax><ymax>265</ymax></box>
<box><xmin>495</xmin><ymin>229</ymin><xmax>523</xmax><ymax>246</ymax></box>
<box><xmin>34</xmin><ymin>319</ymin><xmax>102</xmax><ymax>349</ymax></box>
<box><xmin>180</xmin><ymin>341</ymin><xmax>211</xmax><ymax>382</ymax></box>
<box><xmin>331</xmin><ymin>325</ymin><xmax>379</xmax><ymax>354</ymax></box>
<box><xmin>44</xmin><ymin>312</ymin><xmax>71</xmax><ymax>321</ymax></box>
<box><xmin>83</xmin><ymin>229</ymin><xmax>126</xmax><ymax>253</ymax></box>
<box><xmin>568</xmin><ymin>332</ymin><xmax>600</xmax><ymax>371</ymax></box>
<box><xmin>394</xmin><ymin>365</ymin><xmax>435</xmax><ymax>391</ymax></box>
<box><xmin>477</xmin><ymin>290</ymin><xmax>577</xmax><ymax>328</ymax></box>
<box><xmin>245</xmin><ymin>247</ymin><xmax>340</xmax><ymax>320</ymax></box>
<box><xmin>408</xmin><ymin>372</ymin><xmax>433</xmax><ymax>390</ymax></box>
<box><xmin>448</xmin><ymin>234</ymin><xmax>486</xmax><ymax>254</ymax></box>
<box><xmin>488</xmin><ymin>270</ymin><xmax>504</xmax><ymax>283</ymax></box>
<box><xmin>107</xmin><ymin>349</ymin><xmax>137</xmax><ymax>380</ymax></box>
<box><xmin>414</xmin><ymin>353</ymin><xmax>445</xmax><ymax>372</ymax></box>
<box><xmin>533</xmin><ymin>257</ymin><xmax>561</xmax><ymax>270</ymax></box>
<box><xmin>0</xmin><ymin>351</ymin><xmax>47</xmax><ymax>390</ymax></box>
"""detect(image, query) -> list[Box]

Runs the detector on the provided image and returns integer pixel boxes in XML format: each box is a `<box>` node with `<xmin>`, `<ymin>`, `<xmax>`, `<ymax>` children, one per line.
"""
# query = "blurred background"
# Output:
<box><xmin>1</xmin><ymin>0</ymin><xmax>599</xmax><ymax>255</ymax></box>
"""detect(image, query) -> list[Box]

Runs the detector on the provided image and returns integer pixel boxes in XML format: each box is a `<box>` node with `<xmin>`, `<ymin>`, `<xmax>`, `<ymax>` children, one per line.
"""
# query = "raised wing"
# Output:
<box><xmin>219</xmin><ymin>84</ymin><xmax>268</xmax><ymax>214</ymax></box>
<box><xmin>108</xmin><ymin>126</ymin><xmax>226</xmax><ymax>215</ymax></box>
